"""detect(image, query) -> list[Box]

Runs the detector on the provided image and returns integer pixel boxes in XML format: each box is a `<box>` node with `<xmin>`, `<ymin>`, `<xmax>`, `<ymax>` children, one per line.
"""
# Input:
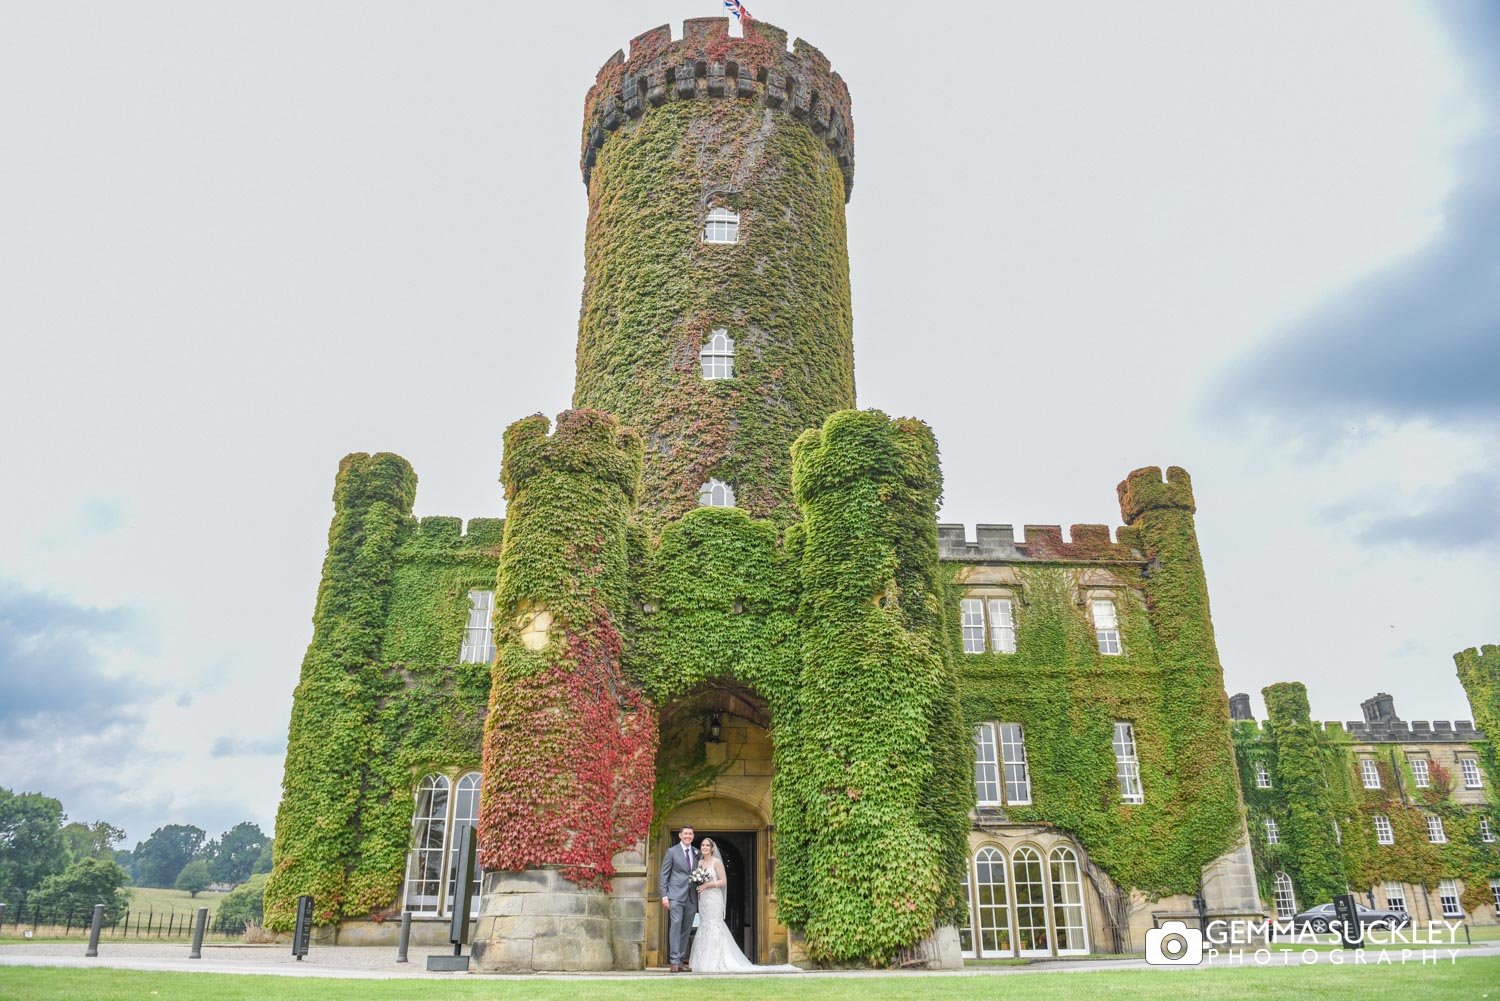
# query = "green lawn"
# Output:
<box><xmin>128</xmin><ymin>886</ymin><xmax>228</xmax><ymax>916</ymax></box>
<box><xmin>1</xmin><ymin>960</ymin><xmax>1497</xmax><ymax>1001</ymax></box>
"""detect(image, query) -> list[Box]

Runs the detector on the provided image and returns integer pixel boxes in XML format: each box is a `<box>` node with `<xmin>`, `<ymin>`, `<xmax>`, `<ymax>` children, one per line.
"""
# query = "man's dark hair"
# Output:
<box><xmin>679</xmin><ymin>825</ymin><xmax>694</xmax><ymax>834</ymax></box>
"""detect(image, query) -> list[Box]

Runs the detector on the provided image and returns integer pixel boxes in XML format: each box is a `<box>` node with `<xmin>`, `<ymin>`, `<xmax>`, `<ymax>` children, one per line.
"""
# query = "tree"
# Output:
<box><xmin>0</xmin><ymin>788</ymin><xmax>69</xmax><ymax>897</ymax></box>
<box><xmin>215</xmin><ymin>872</ymin><xmax>267</xmax><ymax>932</ymax></box>
<box><xmin>29</xmin><ymin>857</ymin><xmax>130</xmax><ymax>923</ymax></box>
<box><xmin>131</xmin><ymin>824</ymin><xmax>206</xmax><ymax>888</ymax></box>
<box><xmin>252</xmin><ymin>839</ymin><xmax>274</xmax><ymax>876</ymax></box>
<box><xmin>61</xmin><ymin>820</ymin><xmax>126</xmax><ymax>863</ymax></box>
<box><xmin>203</xmin><ymin>822</ymin><xmax>268</xmax><ymax>885</ymax></box>
<box><xmin>174</xmin><ymin>859</ymin><xmax>210</xmax><ymax>897</ymax></box>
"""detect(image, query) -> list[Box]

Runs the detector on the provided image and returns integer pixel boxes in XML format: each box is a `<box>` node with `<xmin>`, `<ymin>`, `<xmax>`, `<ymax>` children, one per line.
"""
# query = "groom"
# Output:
<box><xmin>659</xmin><ymin>824</ymin><xmax>699</xmax><ymax>973</ymax></box>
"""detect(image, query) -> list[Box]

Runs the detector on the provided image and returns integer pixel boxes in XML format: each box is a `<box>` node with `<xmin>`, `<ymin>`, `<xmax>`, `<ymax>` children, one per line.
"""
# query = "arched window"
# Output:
<box><xmin>1273</xmin><ymin>871</ymin><xmax>1296</xmax><ymax>919</ymax></box>
<box><xmin>700</xmin><ymin>329</ymin><xmax>735</xmax><ymax>380</ymax></box>
<box><xmin>1048</xmin><ymin>846</ymin><xmax>1088</xmax><ymax>955</ymax></box>
<box><xmin>698</xmin><ymin>478</ymin><xmax>736</xmax><ymax>508</ymax></box>
<box><xmin>403</xmin><ymin>774</ymin><xmax>450</xmax><ymax>914</ymax></box>
<box><xmin>1012</xmin><ymin>846</ymin><xmax>1050</xmax><ymax>956</ymax></box>
<box><xmin>972</xmin><ymin>846</ymin><xmax>1012</xmax><ymax>958</ymax></box>
<box><xmin>446</xmin><ymin>772</ymin><xmax>483</xmax><ymax>917</ymax></box>
<box><xmin>703</xmin><ymin>206</ymin><xmax>740</xmax><ymax>244</ymax></box>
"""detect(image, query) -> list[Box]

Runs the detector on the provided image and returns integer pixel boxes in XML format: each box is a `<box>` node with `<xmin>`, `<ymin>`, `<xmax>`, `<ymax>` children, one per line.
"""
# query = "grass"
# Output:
<box><xmin>128</xmin><ymin>886</ymin><xmax>229</xmax><ymax>917</ymax></box>
<box><xmin>1</xmin><ymin>960</ymin><xmax>1497</xmax><ymax>1001</ymax></box>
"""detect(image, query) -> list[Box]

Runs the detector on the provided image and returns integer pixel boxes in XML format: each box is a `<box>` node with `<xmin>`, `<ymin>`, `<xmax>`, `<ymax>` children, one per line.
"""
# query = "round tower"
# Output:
<box><xmin>574</xmin><ymin>18</ymin><xmax>856</xmax><ymax>528</ymax></box>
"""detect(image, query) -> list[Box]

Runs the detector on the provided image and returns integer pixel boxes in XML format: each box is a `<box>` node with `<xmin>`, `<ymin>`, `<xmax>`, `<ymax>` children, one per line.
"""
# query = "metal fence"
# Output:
<box><xmin>0</xmin><ymin>897</ymin><xmax>249</xmax><ymax>941</ymax></box>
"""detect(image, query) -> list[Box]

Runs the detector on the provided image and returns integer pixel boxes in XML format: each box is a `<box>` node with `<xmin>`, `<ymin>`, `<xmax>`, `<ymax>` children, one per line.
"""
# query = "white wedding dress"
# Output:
<box><xmin>689</xmin><ymin>859</ymin><xmax>800</xmax><ymax>974</ymax></box>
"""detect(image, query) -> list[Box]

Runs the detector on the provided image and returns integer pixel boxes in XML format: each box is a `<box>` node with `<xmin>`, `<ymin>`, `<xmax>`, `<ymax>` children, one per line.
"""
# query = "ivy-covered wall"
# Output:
<box><xmin>1235</xmin><ymin>678</ymin><xmax>1499</xmax><ymax>917</ymax></box>
<box><xmin>265</xmin><ymin>455</ymin><xmax>500</xmax><ymax>930</ymax></box>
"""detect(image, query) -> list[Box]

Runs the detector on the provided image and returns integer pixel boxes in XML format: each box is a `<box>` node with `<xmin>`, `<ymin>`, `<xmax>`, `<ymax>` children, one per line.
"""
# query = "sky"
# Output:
<box><xmin>1</xmin><ymin>1</ymin><xmax>1496</xmax><ymax>845</ymax></box>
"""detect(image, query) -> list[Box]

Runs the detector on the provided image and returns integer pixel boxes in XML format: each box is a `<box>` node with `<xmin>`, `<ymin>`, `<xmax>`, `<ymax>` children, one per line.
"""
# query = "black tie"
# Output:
<box><xmin>685</xmin><ymin>846</ymin><xmax>691</xmax><ymax>868</ymax></box>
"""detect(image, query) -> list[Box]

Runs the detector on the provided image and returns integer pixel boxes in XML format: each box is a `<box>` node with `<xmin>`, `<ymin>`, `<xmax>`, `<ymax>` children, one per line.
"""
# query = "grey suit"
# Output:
<box><xmin>659</xmin><ymin>838</ymin><xmax>700</xmax><ymax>966</ymax></box>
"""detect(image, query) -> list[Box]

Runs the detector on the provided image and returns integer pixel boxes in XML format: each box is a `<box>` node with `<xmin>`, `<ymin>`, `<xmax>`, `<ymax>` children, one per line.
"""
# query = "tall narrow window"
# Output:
<box><xmin>999</xmin><ymin>723</ymin><xmax>1031</xmax><ymax>805</ymax></box>
<box><xmin>1384</xmin><ymin>881</ymin><xmax>1407</xmax><ymax>915</ymax></box>
<box><xmin>1438</xmin><ymin>879</ymin><xmax>1462</xmax><ymax>919</ymax></box>
<box><xmin>987</xmin><ymin>598</ymin><xmax>1016</xmax><ymax>654</ymax></box>
<box><xmin>972</xmin><ymin>847</ymin><xmax>1012</xmax><ymax>958</ymax></box>
<box><xmin>1427</xmin><ymin>814</ymin><xmax>1447</xmax><ymax>844</ymax></box>
<box><xmin>1012</xmin><ymin>846</ymin><xmax>1050</xmax><ymax>956</ymax></box>
<box><xmin>446</xmin><ymin>772</ymin><xmax>483</xmax><ymax>916</ymax></box>
<box><xmin>1091</xmin><ymin>599</ymin><xmax>1121</xmax><ymax>655</ymax></box>
<box><xmin>960</xmin><ymin>599</ymin><xmax>986</xmax><ymax>654</ymax></box>
<box><xmin>700</xmin><ymin>329</ymin><xmax>735</xmax><ymax>380</ymax></box>
<box><xmin>1113</xmin><ymin>721</ymin><xmax>1144</xmax><ymax>804</ymax></box>
<box><xmin>1333</xmin><ymin>819</ymin><xmax>1342</xmax><ymax>845</ymax></box>
<box><xmin>1273</xmin><ymin>872</ymin><xmax>1297</xmax><ymax>919</ymax></box>
<box><xmin>1374</xmin><ymin>814</ymin><xmax>1394</xmax><ymax>845</ymax></box>
<box><xmin>1409</xmin><ymin>756</ymin><xmax>1430</xmax><ymax>788</ymax></box>
<box><xmin>974</xmin><ymin>723</ymin><xmax>1001</xmax><ymax>806</ymax></box>
<box><xmin>459</xmin><ymin>589</ymin><xmax>496</xmax><ymax>663</ymax></box>
<box><xmin>698</xmin><ymin>478</ymin><xmax>736</xmax><ymax>508</ymax></box>
<box><xmin>703</xmin><ymin>206</ymin><xmax>740</xmax><ymax>244</ymax></box>
<box><xmin>1049</xmin><ymin>846</ymin><xmax>1089</xmax><ymax>955</ymax></box>
<box><xmin>403</xmin><ymin>774</ymin><xmax>451</xmax><ymax>914</ymax></box>
<box><xmin>1461</xmin><ymin>758</ymin><xmax>1483</xmax><ymax>789</ymax></box>
<box><xmin>958</xmin><ymin>856</ymin><xmax>976</xmax><ymax>958</ymax></box>
<box><xmin>1482</xmin><ymin>817</ymin><xmax>1496</xmax><ymax>843</ymax></box>
<box><xmin>1360</xmin><ymin>758</ymin><xmax>1381</xmax><ymax>790</ymax></box>
<box><xmin>1490</xmin><ymin>879</ymin><xmax>1500</xmax><ymax>916</ymax></box>
<box><xmin>1255</xmin><ymin>761</ymin><xmax>1272</xmax><ymax>789</ymax></box>
<box><xmin>1264</xmin><ymin>818</ymin><xmax>1280</xmax><ymax>845</ymax></box>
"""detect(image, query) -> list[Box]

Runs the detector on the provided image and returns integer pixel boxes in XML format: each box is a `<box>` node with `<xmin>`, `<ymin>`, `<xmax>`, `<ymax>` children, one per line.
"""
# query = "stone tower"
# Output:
<box><xmin>572</xmin><ymin>18</ymin><xmax>856</xmax><ymax>526</ymax></box>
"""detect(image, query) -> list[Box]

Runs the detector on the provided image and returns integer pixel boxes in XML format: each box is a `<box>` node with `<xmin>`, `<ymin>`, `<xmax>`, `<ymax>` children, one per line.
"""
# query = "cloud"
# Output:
<box><xmin>1211</xmin><ymin>4</ymin><xmax>1500</xmax><ymax>431</ymax></box>
<box><xmin>0</xmin><ymin>579</ymin><xmax>155</xmax><ymax>731</ymax></box>
<box><xmin>209</xmin><ymin>735</ymin><xmax>284</xmax><ymax>758</ymax></box>
<box><xmin>1325</xmin><ymin>470</ymin><xmax>1500</xmax><ymax>551</ymax></box>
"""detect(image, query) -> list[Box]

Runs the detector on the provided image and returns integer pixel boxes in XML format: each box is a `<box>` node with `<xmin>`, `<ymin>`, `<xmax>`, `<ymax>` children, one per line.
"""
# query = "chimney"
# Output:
<box><xmin>1228</xmin><ymin>693</ymin><xmax>1254</xmax><ymax>721</ymax></box>
<box><xmin>1360</xmin><ymin>693</ymin><xmax>1398</xmax><ymax>724</ymax></box>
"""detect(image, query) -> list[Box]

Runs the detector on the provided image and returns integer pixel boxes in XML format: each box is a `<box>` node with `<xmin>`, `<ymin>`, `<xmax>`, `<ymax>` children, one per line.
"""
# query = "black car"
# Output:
<box><xmin>1289</xmin><ymin>901</ymin><xmax>1410</xmax><ymax>933</ymax></box>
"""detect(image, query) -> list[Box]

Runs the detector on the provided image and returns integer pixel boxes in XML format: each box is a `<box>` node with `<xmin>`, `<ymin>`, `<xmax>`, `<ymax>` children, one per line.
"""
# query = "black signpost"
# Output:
<box><xmin>292</xmin><ymin>895</ymin><xmax>314</xmax><ymax>961</ymax></box>
<box><xmin>1332</xmin><ymin>893</ymin><xmax>1364</xmax><ymax>949</ymax></box>
<box><xmin>427</xmin><ymin>826</ymin><xmax>477</xmax><ymax>972</ymax></box>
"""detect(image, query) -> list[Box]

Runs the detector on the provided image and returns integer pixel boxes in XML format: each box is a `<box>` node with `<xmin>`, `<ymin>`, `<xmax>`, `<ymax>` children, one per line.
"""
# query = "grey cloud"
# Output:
<box><xmin>1211</xmin><ymin>4</ymin><xmax>1500</xmax><ymax>430</ymax></box>
<box><xmin>209</xmin><ymin>735</ymin><xmax>285</xmax><ymax>759</ymax></box>
<box><xmin>1321</xmin><ymin>470</ymin><xmax>1500</xmax><ymax>551</ymax></box>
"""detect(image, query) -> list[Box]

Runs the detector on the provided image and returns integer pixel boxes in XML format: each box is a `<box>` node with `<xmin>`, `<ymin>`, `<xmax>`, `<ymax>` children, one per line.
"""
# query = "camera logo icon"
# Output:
<box><xmin>1145</xmin><ymin>920</ymin><xmax>1204</xmax><ymax>966</ymax></box>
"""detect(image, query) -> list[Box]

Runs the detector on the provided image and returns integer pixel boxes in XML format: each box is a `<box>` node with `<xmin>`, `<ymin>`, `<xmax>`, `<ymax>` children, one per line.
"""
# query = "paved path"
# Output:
<box><xmin>2</xmin><ymin>940</ymin><xmax>1497</xmax><ymax>981</ymax></box>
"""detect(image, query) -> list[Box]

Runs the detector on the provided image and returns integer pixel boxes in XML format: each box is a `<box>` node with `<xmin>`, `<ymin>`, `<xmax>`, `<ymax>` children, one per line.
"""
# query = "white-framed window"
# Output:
<box><xmin>1427</xmin><ymin>814</ymin><xmax>1447</xmax><ymax>844</ymax></box>
<box><xmin>446</xmin><ymin>772</ymin><xmax>483</xmax><ymax>917</ymax></box>
<box><xmin>988</xmin><ymin>599</ymin><xmax>1016</xmax><ymax>654</ymax></box>
<box><xmin>1048</xmin><ymin>846</ymin><xmax>1088</xmax><ymax>955</ymax></box>
<box><xmin>1374</xmin><ymin>814</ymin><xmax>1394</xmax><ymax>845</ymax></box>
<box><xmin>1012</xmin><ymin>846</ymin><xmax>1050</xmax><ymax>957</ymax></box>
<box><xmin>403</xmin><ymin>772</ymin><xmax>484</xmax><ymax>918</ymax></box>
<box><xmin>1091</xmin><ymin>599</ymin><xmax>1121</xmax><ymax>655</ymax></box>
<box><xmin>1255</xmin><ymin>761</ymin><xmax>1272</xmax><ymax>789</ymax></box>
<box><xmin>1409</xmin><ymin>756</ymin><xmax>1430</xmax><ymax>789</ymax></box>
<box><xmin>972</xmin><ymin>847</ymin><xmax>1012</xmax><ymax>958</ymax></box>
<box><xmin>961</xmin><ymin>599</ymin><xmax>986</xmax><ymax>655</ymax></box>
<box><xmin>703</xmin><ymin>205</ymin><xmax>740</xmax><ymax>244</ymax></box>
<box><xmin>1360</xmin><ymin>758</ymin><xmax>1381</xmax><ymax>790</ymax></box>
<box><xmin>700</xmin><ymin>329</ymin><xmax>735</xmax><ymax>380</ymax></box>
<box><xmin>403</xmin><ymin>774</ymin><xmax>451</xmax><ymax>914</ymax></box>
<box><xmin>960</xmin><ymin>596</ymin><xmax>1017</xmax><ymax>654</ymax></box>
<box><xmin>958</xmin><ymin>855</ymin><xmax>976</xmax><ymax>958</ymax></box>
<box><xmin>459</xmin><ymin>589</ymin><xmax>496</xmax><ymax>663</ymax></box>
<box><xmin>1491</xmin><ymin>879</ymin><xmax>1500</xmax><ymax>916</ymax></box>
<box><xmin>698</xmin><ymin>478</ymin><xmax>736</xmax><ymax>508</ymax></box>
<box><xmin>974</xmin><ymin>723</ymin><xmax>1001</xmax><ymax>806</ymax></box>
<box><xmin>1438</xmin><ymin>878</ymin><xmax>1463</xmax><ymax>919</ymax></box>
<box><xmin>1461</xmin><ymin>758</ymin><xmax>1483</xmax><ymax>789</ymax></box>
<box><xmin>1113</xmin><ymin>721</ymin><xmax>1144</xmax><ymax>804</ymax></box>
<box><xmin>999</xmin><ymin>723</ymin><xmax>1031</xmax><ymax>805</ymax></box>
<box><xmin>1482</xmin><ymin>817</ymin><xmax>1496</xmax><ymax>843</ymax></box>
<box><xmin>1273</xmin><ymin>872</ymin><xmax>1296</xmax><ymax>919</ymax></box>
<box><xmin>1264</xmin><ymin>818</ymin><xmax>1280</xmax><ymax>845</ymax></box>
<box><xmin>1384</xmin><ymin>881</ymin><xmax>1407</xmax><ymax>915</ymax></box>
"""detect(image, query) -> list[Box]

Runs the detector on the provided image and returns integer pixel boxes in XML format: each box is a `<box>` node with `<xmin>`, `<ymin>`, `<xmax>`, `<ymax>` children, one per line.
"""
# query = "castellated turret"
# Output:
<box><xmin>572</xmin><ymin>18</ymin><xmax>857</xmax><ymax>527</ymax></box>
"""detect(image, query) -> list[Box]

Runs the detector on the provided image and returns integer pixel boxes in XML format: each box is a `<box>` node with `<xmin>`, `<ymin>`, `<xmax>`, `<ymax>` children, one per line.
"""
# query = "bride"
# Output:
<box><xmin>688</xmin><ymin>838</ymin><xmax>799</xmax><ymax>974</ymax></box>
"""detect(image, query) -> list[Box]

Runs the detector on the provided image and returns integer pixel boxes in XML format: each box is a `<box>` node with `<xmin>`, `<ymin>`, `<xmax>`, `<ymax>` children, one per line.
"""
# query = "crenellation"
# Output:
<box><xmin>1336</xmin><ymin>717</ymin><xmax>1483</xmax><ymax>743</ymax></box>
<box><xmin>418</xmin><ymin>515</ymin><xmax>462</xmax><ymax>542</ymax></box>
<box><xmin>938</xmin><ymin>521</ymin><xmax>1137</xmax><ymax>563</ymax></box>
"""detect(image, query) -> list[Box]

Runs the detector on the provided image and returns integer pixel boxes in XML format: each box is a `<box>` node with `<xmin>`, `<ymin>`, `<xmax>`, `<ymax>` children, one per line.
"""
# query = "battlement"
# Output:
<box><xmin>1117</xmin><ymin>466</ymin><xmax>1196</xmax><ymax>525</ymax></box>
<box><xmin>1234</xmin><ymin>718</ymin><xmax>1487</xmax><ymax>742</ymax></box>
<box><xmin>501</xmin><ymin>409</ymin><xmax>643</xmax><ymax>502</ymax></box>
<box><xmin>416</xmin><ymin>516</ymin><xmax>505</xmax><ymax>548</ymax></box>
<box><xmin>937</xmin><ymin>522</ymin><xmax>1139</xmax><ymax>564</ymax></box>
<box><xmin>582</xmin><ymin>19</ymin><xmax>855</xmax><ymax>198</ymax></box>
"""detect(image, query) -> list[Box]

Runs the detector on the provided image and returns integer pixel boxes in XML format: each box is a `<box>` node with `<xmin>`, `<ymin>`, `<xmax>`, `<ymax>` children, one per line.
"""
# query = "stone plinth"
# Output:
<box><xmin>608</xmin><ymin>848</ymin><xmax>648</xmax><ymax>970</ymax></box>
<box><xmin>471</xmin><ymin>868</ymin><xmax>614</xmax><ymax>972</ymax></box>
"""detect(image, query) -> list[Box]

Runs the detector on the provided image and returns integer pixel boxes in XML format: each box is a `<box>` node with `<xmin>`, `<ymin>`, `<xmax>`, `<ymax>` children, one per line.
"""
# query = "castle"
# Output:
<box><xmin>266</xmin><ymin>18</ymin><xmax>1499</xmax><ymax>969</ymax></box>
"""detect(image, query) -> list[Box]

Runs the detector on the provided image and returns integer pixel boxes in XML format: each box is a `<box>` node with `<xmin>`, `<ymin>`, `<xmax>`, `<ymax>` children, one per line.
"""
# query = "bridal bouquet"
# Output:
<box><xmin>689</xmin><ymin>866</ymin><xmax>713</xmax><ymax>886</ymax></box>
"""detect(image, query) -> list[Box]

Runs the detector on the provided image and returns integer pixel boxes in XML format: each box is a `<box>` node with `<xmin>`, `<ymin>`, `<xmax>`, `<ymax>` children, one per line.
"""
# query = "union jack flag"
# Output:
<box><xmin>724</xmin><ymin>0</ymin><xmax>753</xmax><ymax>22</ymax></box>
